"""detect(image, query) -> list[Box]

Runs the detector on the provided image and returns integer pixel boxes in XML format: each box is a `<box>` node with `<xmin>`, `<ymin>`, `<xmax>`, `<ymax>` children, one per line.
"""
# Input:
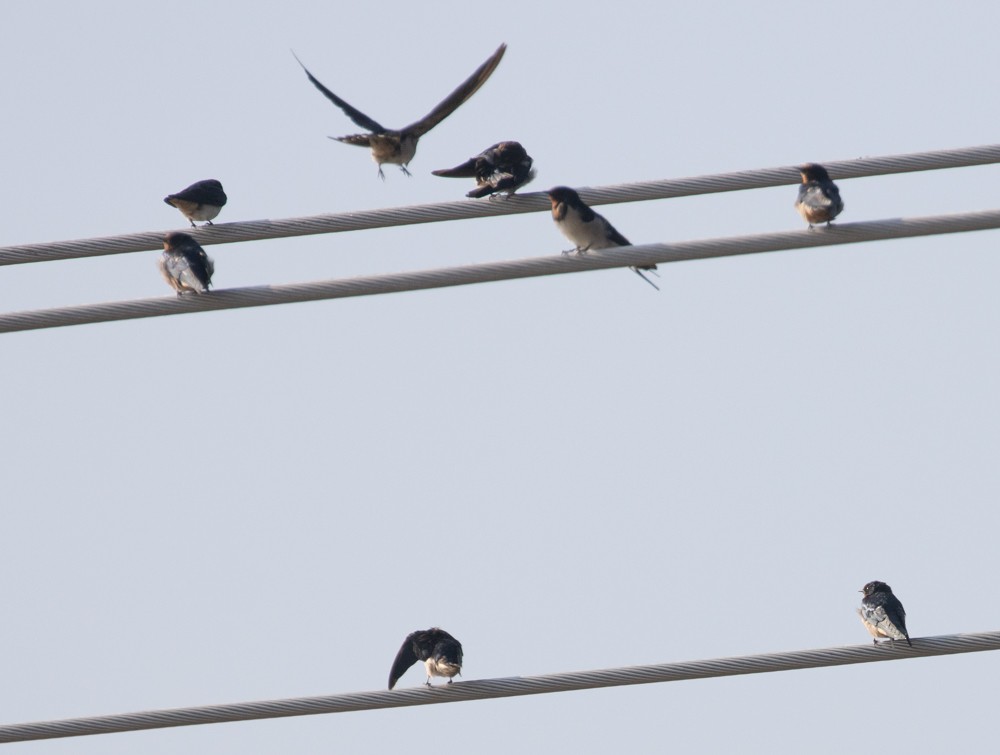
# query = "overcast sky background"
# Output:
<box><xmin>1</xmin><ymin>2</ymin><xmax>999</xmax><ymax>753</ymax></box>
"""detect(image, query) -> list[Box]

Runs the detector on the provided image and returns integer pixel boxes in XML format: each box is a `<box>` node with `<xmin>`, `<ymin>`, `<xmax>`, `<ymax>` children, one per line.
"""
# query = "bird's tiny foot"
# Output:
<box><xmin>378</xmin><ymin>167</ymin><xmax>386</xmax><ymax>181</ymax></box>
<box><xmin>576</xmin><ymin>245</ymin><xmax>591</xmax><ymax>255</ymax></box>
<box><xmin>206</xmin><ymin>220</ymin><xmax>214</xmax><ymax>226</ymax></box>
<box><xmin>561</xmin><ymin>248</ymin><xmax>575</xmax><ymax>256</ymax></box>
<box><xmin>447</xmin><ymin>678</ymin><xmax>453</xmax><ymax>685</ymax></box>
<box><xmin>400</xmin><ymin>165</ymin><xmax>412</xmax><ymax>177</ymax></box>
<box><xmin>424</xmin><ymin>679</ymin><xmax>432</xmax><ymax>687</ymax></box>
<box><xmin>189</xmin><ymin>220</ymin><xmax>197</xmax><ymax>228</ymax></box>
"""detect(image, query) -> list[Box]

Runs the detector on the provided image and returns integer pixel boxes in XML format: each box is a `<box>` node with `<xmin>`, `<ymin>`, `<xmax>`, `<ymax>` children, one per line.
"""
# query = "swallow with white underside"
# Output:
<box><xmin>388</xmin><ymin>628</ymin><xmax>463</xmax><ymax>690</ymax></box>
<box><xmin>293</xmin><ymin>44</ymin><xmax>506</xmax><ymax>179</ymax></box>
<box><xmin>547</xmin><ymin>186</ymin><xmax>659</xmax><ymax>290</ymax></box>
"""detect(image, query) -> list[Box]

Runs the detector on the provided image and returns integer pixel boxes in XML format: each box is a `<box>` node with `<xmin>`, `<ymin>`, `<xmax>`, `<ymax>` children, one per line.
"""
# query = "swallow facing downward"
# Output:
<box><xmin>294</xmin><ymin>44</ymin><xmax>506</xmax><ymax>180</ymax></box>
<box><xmin>795</xmin><ymin>163</ymin><xmax>843</xmax><ymax>228</ymax></box>
<box><xmin>160</xmin><ymin>232</ymin><xmax>214</xmax><ymax>295</ymax></box>
<box><xmin>546</xmin><ymin>186</ymin><xmax>659</xmax><ymax>290</ymax></box>
<box><xmin>164</xmin><ymin>179</ymin><xmax>228</xmax><ymax>227</ymax></box>
<box><xmin>858</xmin><ymin>580</ymin><xmax>911</xmax><ymax>646</ymax></box>
<box><xmin>388</xmin><ymin>628</ymin><xmax>463</xmax><ymax>690</ymax></box>
<box><xmin>432</xmin><ymin>141</ymin><xmax>536</xmax><ymax>198</ymax></box>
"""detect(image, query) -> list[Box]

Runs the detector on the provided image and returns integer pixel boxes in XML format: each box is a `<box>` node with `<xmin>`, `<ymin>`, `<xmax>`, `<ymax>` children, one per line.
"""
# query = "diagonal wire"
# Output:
<box><xmin>2</xmin><ymin>208</ymin><xmax>1000</xmax><ymax>334</ymax></box>
<box><xmin>0</xmin><ymin>631</ymin><xmax>996</xmax><ymax>743</ymax></box>
<box><xmin>1</xmin><ymin>142</ymin><xmax>1000</xmax><ymax>267</ymax></box>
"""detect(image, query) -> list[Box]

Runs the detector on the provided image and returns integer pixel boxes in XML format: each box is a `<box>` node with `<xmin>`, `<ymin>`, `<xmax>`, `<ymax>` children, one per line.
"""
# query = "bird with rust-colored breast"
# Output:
<box><xmin>794</xmin><ymin>163</ymin><xmax>843</xmax><ymax>228</ymax></box>
<box><xmin>547</xmin><ymin>186</ymin><xmax>659</xmax><ymax>290</ymax></box>
<box><xmin>388</xmin><ymin>628</ymin><xmax>463</xmax><ymax>690</ymax></box>
<box><xmin>858</xmin><ymin>580</ymin><xmax>911</xmax><ymax>646</ymax></box>
<box><xmin>294</xmin><ymin>44</ymin><xmax>506</xmax><ymax>179</ymax></box>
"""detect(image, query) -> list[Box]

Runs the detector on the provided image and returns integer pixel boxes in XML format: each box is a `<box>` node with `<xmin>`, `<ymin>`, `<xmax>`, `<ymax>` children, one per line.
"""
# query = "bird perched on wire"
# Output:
<box><xmin>163</xmin><ymin>179</ymin><xmax>228</xmax><ymax>227</ymax></box>
<box><xmin>388</xmin><ymin>628</ymin><xmax>463</xmax><ymax>689</ymax></box>
<box><xmin>858</xmin><ymin>580</ymin><xmax>912</xmax><ymax>646</ymax></box>
<box><xmin>794</xmin><ymin>163</ymin><xmax>843</xmax><ymax>228</ymax></box>
<box><xmin>160</xmin><ymin>232</ymin><xmax>214</xmax><ymax>295</ymax></box>
<box><xmin>293</xmin><ymin>44</ymin><xmax>506</xmax><ymax>180</ymax></box>
<box><xmin>546</xmin><ymin>186</ymin><xmax>659</xmax><ymax>290</ymax></box>
<box><xmin>432</xmin><ymin>141</ymin><xmax>535</xmax><ymax>198</ymax></box>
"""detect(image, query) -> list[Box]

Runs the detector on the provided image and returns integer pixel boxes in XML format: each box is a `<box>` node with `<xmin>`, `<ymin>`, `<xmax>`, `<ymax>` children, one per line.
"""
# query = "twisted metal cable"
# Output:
<box><xmin>3</xmin><ymin>208</ymin><xmax>1000</xmax><ymax>334</ymax></box>
<box><xmin>2</xmin><ymin>142</ymin><xmax>1000</xmax><ymax>267</ymax></box>
<box><xmin>0</xmin><ymin>631</ymin><xmax>996</xmax><ymax>743</ymax></box>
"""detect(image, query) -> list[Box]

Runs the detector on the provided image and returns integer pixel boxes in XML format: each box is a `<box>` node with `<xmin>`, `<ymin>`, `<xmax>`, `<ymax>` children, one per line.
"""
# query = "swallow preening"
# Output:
<box><xmin>433</xmin><ymin>141</ymin><xmax>535</xmax><ymax>198</ymax></box>
<box><xmin>858</xmin><ymin>580</ymin><xmax>911</xmax><ymax>646</ymax></box>
<box><xmin>164</xmin><ymin>179</ymin><xmax>228</xmax><ymax>227</ymax></box>
<box><xmin>546</xmin><ymin>186</ymin><xmax>659</xmax><ymax>290</ymax></box>
<box><xmin>294</xmin><ymin>44</ymin><xmax>506</xmax><ymax>179</ymax></box>
<box><xmin>388</xmin><ymin>628</ymin><xmax>463</xmax><ymax>690</ymax></box>
<box><xmin>795</xmin><ymin>163</ymin><xmax>843</xmax><ymax>228</ymax></box>
<box><xmin>160</xmin><ymin>232</ymin><xmax>214</xmax><ymax>295</ymax></box>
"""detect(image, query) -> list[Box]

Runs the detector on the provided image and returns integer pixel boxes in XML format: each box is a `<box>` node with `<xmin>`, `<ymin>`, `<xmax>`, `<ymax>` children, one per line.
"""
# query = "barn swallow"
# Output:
<box><xmin>160</xmin><ymin>232</ymin><xmax>214</xmax><ymax>295</ymax></box>
<box><xmin>432</xmin><ymin>141</ymin><xmax>536</xmax><ymax>198</ymax></box>
<box><xmin>294</xmin><ymin>44</ymin><xmax>506</xmax><ymax>179</ymax></box>
<box><xmin>858</xmin><ymin>580</ymin><xmax>911</xmax><ymax>646</ymax></box>
<box><xmin>388</xmin><ymin>628</ymin><xmax>463</xmax><ymax>690</ymax></box>
<box><xmin>163</xmin><ymin>179</ymin><xmax>228</xmax><ymax>227</ymax></box>
<box><xmin>546</xmin><ymin>186</ymin><xmax>659</xmax><ymax>290</ymax></box>
<box><xmin>794</xmin><ymin>163</ymin><xmax>844</xmax><ymax>228</ymax></box>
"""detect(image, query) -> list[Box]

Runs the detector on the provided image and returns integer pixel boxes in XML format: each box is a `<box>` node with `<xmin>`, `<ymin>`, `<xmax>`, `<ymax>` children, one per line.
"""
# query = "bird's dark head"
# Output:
<box><xmin>547</xmin><ymin>185</ymin><xmax>583</xmax><ymax>209</ymax></box>
<box><xmin>861</xmin><ymin>580</ymin><xmax>892</xmax><ymax>597</ymax></box>
<box><xmin>799</xmin><ymin>163</ymin><xmax>832</xmax><ymax>183</ymax></box>
<box><xmin>163</xmin><ymin>231</ymin><xmax>197</xmax><ymax>250</ymax></box>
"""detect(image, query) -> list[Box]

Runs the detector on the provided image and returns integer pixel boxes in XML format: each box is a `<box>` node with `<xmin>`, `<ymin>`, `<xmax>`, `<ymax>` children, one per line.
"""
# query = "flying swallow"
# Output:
<box><xmin>294</xmin><ymin>44</ymin><xmax>506</xmax><ymax>180</ymax></box>
<box><xmin>388</xmin><ymin>628</ymin><xmax>463</xmax><ymax>690</ymax></box>
<box><xmin>794</xmin><ymin>163</ymin><xmax>843</xmax><ymax>228</ymax></box>
<box><xmin>858</xmin><ymin>580</ymin><xmax>911</xmax><ymax>646</ymax></box>
<box><xmin>160</xmin><ymin>232</ymin><xmax>214</xmax><ymax>295</ymax></box>
<box><xmin>546</xmin><ymin>186</ymin><xmax>659</xmax><ymax>290</ymax></box>
<box><xmin>432</xmin><ymin>141</ymin><xmax>536</xmax><ymax>198</ymax></box>
<box><xmin>164</xmin><ymin>179</ymin><xmax>228</xmax><ymax>227</ymax></box>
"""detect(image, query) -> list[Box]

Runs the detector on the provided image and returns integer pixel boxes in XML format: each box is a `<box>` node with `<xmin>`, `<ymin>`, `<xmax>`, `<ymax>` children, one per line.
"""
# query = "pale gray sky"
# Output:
<box><xmin>2</xmin><ymin>2</ymin><xmax>999</xmax><ymax>753</ymax></box>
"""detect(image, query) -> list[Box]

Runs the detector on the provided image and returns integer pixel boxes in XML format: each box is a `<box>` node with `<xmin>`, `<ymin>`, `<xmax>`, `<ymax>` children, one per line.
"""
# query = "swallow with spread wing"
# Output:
<box><xmin>294</xmin><ymin>44</ymin><xmax>506</xmax><ymax>179</ymax></box>
<box><xmin>388</xmin><ymin>628</ymin><xmax>463</xmax><ymax>689</ymax></box>
<box><xmin>433</xmin><ymin>140</ymin><xmax>535</xmax><ymax>198</ymax></box>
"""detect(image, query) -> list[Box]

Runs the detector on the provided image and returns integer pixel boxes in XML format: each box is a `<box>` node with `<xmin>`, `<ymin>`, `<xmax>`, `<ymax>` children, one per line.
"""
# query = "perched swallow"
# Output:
<box><xmin>432</xmin><ymin>141</ymin><xmax>536</xmax><ymax>198</ymax></box>
<box><xmin>546</xmin><ymin>186</ymin><xmax>659</xmax><ymax>290</ymax></box>
<box><xmin>294</xmin><ymin>44</ymin><xmax>506</xmax><ymax>179</ymax></box>
<box><xmin>163</xmin><ymin>179</ymin><xmax>228</xmax><ymax>227</ymax></box>
<box><xmin>794</xmin><ymin>163</ymin><xmax>843</xmax><ymax>228</ymax></box>
<box><xmin>160</xmin><ymin>232</ymin><xmax>214</xmax><ymax>295</ymax></box>
<box><xmin>388</xmin><ymin>628</ymin><xmax>463</xmax><ymax>690</ymax></box>
<box><xmin>858</xmin><ymin>580</ymin><xmax>911</xmax><ymax>646</ymax></box>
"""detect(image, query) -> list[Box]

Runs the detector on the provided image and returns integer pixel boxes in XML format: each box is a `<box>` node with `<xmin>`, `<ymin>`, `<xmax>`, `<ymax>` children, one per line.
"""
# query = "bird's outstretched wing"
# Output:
<box><xmin>292</xmin><ymin>52</ymin><xmax>386</xmax><ymax>134</ymax></box>
<box><xmin>431</xmin><ymin>157</ymin><xmax>479</xmax><ymax>178</ymax></box>
<box><xmin>388</xmin><ymin>635</ymin><xmax>420</xmax><ymax>690</ymax></box>
<box><xmin>402</xmin><ymin>44</ymin><xmax>506</xmax><ymax>137</ymax></box>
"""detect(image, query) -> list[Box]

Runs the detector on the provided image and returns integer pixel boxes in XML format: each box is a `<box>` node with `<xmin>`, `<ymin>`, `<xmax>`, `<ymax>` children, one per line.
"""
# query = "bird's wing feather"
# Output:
<box><xmin>293</xmin><ymin>52</ymin><xmax>386</xmax><ymax>133</ymax></box>
<box><xmin>402</xmin><ymin>44</ymin><xmax>506</xmax><ymax>137</ymax></box>
<box><xmin>388</xmin><ymin>636</ymin><xmax>420</xmax><ymax>690</ymax></box>
<box><xmin>602</xmin><ymin>217</ymin><xmax>631</xmax><ymax>247</ymax></box>
<box><xmin>431</xmin><ymin>157</ymin><xmax>479</xmax><ymax>178</ymax></box>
